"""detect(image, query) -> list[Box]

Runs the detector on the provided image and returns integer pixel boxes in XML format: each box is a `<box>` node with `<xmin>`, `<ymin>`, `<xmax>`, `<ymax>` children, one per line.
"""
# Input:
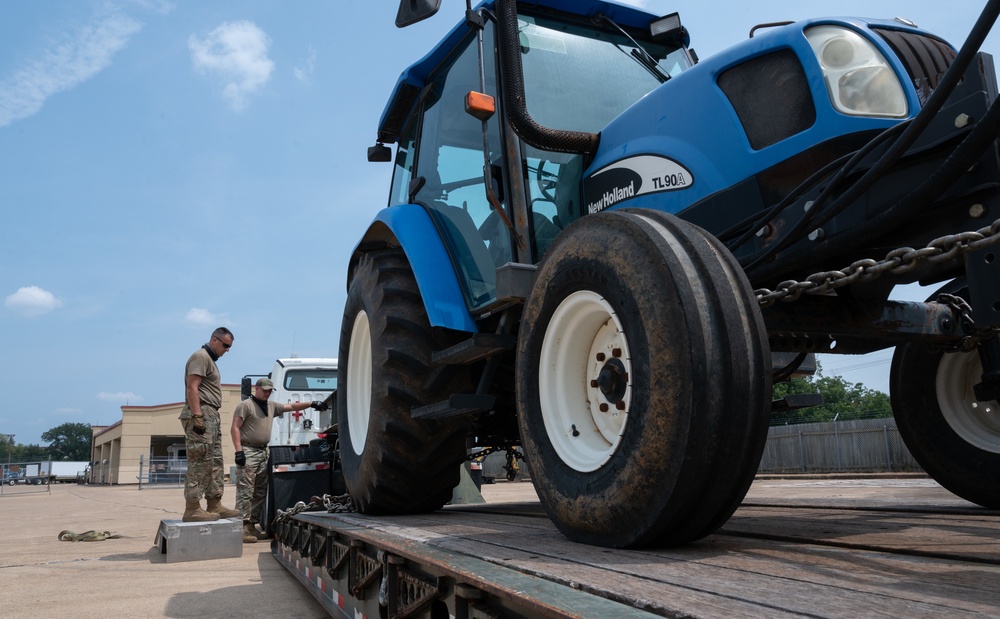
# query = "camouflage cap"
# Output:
<box><xmin>256</xmin><ymin>377</ymin><xmax>276</xmax><ymax>390</ymax></box>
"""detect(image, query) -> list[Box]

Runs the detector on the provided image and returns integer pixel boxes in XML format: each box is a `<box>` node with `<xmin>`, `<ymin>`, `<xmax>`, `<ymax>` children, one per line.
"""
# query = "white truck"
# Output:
<box><xmin>241</xmin><ymin>357</ymin><xmax>338</xmax><ymax>446</ymax></box>
<box><xmin>41</xmin><ymin>461</ymin><xmax>88</xmax><ymax>483</ymax></box>
<box><xmin>18</xmin><ymin>461</ymin><xmax>88</xmax><ymax>484</ymax></box>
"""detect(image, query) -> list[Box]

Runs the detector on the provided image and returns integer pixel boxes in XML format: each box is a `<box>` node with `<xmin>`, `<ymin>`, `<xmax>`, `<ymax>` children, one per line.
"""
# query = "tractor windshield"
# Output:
<box><xmin>517</xmin><ymin>12</ymin><xmax>692</xmax><ymax>133</ymax></box>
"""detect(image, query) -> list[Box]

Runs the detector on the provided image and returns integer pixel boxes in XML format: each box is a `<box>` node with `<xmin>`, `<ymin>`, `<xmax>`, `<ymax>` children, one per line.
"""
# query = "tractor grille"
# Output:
<box><xmin>873</xmin><ymin>28</ymin><xmax>957</xmax><ymax>106</ymax></box>
<box><xmin>718</xmin><ymin>49</ymin><xmax>816</xmax><ymax>151</ymax></box>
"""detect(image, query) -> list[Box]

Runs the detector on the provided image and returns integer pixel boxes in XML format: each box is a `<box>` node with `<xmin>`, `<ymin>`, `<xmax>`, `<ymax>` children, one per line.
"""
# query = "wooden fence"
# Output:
<box><xmin>759</xmin><ymin>417</ymin><xmax>923</xmax><ymax>474</ymax></box>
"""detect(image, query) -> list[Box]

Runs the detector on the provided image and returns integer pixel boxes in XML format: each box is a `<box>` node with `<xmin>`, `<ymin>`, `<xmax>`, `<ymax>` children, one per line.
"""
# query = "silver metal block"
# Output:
<box><xmin>155</xmin><ymin>518</ymin><xmax>242</xmax><ymax>563</ymax></box>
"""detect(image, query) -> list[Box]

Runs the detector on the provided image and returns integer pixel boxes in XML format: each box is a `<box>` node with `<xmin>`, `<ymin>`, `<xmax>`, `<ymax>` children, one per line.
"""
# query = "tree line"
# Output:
<box><xmin>1</xmin><ymin>422</ymin><xmax>94</xmax><ymax>463</ymax></box>
<box><xmin>772</xmin><ymin>362</ymin><xmax>892</xmax><ymax>426</ymax></box>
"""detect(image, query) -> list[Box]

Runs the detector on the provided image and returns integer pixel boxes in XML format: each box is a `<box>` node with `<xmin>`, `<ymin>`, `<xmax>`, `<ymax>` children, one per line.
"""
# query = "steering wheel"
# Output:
<box><xmin>536</xmin><ymin>159</ymin><xmax>558</xmax><ymax>204</ymax></box>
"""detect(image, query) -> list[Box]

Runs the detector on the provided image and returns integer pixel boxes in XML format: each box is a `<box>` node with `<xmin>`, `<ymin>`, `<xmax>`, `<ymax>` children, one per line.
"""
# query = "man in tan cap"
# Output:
<box><xmin>230</xmin><ymin>377</ymin><xmax>327</xmax><ymax>543</ymax></box>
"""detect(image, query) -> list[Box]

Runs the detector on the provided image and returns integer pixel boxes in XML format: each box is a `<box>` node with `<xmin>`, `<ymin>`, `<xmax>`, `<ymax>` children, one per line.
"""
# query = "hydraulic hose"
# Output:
<box><xmin>890</xmin><ymin>89</ymin><xmax>1000</xmax><ymax>219</ymax></box>
<box><xmin>813</xmin><ymin>0</ymin><xmax>999</xmax><ymax>226</ymax></box>
<box><xmin>765</xmin><ymin>93</ymin><xmax>1000</xmax><ymax>280</ymax></box>
<box><xmin>747</xmin><ymin>0</ymin><xmax>1000</xmax><ymax>282</ymax></box>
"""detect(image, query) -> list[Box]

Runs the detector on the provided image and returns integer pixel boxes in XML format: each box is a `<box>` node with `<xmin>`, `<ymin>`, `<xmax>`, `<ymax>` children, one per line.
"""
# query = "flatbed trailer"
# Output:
<box><xmin>272</xmin><ymin>479</ymin><xmax>1000</xmax><ymax>618</ymax></box>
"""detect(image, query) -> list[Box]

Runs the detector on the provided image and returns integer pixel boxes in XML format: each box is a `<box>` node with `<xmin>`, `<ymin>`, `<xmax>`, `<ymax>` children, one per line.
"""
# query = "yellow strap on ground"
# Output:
<box><xmin>57</xmin><ymin>530</ymin><xmax>123</xmax><ymax>542</ymax></box>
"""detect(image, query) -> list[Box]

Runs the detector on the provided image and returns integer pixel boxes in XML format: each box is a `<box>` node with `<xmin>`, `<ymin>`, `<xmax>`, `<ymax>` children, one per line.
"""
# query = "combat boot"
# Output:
<box><xmin>241</xmin><ymin>522</ymin><xmax>258</xmax><ymax>544</ymax></box>
<box><xmin>182</xmin><ymin>499</ymin><xmax>220</xmax><ymax>522</ymax></box>
<box><xmin>247</xmin><ymin>520</ymin><xmax>269</xmax><ymax>540</ymax></box>
<box><xmin>205</xmin><ymin>496</ymin><xmax>241</xmax><ymax>519</ymax></box>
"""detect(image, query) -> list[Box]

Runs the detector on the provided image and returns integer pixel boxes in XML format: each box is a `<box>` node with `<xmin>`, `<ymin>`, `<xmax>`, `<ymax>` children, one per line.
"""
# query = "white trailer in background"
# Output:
<box><xmin>40</xmin><ymin>461</ymin><xmax>88</xmax><ymax>483</ymax></box>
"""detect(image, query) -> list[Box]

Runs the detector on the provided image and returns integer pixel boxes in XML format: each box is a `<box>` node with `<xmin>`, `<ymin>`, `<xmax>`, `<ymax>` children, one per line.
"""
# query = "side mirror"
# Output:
<box><xmin>396</xmin><ymin>0</ymin><xmax>441</xmax><ymax>28</ymax></box>
<box><xmin>240</xmin><ymin>376</ymin><xmax>252</xmax><ymax>400</ymax></box>
<box><xmin>368</xmin><ymin>143</ymin><xmax>392</xmax><ymax>162</ymax></box>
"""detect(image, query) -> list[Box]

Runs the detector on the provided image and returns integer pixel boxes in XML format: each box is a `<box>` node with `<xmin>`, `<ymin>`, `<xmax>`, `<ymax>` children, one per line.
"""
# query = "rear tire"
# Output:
<box><xmin>337</xmin><ymin>250</ymin><xmax>471</xmax><ymax>514</ymax></box>
<box><xmin>891</xmin><ymin>339</ymin><xmax>1000</xmax><ymax>509</ymax></box>
<box><xmin>516</xmin><ymin>209</ymin><xmax>771</xmax><ymax>548</ymax></box>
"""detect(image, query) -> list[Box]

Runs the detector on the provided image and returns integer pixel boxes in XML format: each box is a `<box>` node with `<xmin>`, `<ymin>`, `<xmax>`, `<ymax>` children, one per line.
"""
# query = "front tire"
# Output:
<box><xmin>337</xmin><ymin>249</ymin><xmax>470</xmax><ymax>514</ymax></box>
<box><xmin>516</xmin><ymin>209</ymin><xmax>771</xmax><ymax>548</ymax></box>
<box><xmin>891</xmin><ymin>342</ymin><xmax>1000</xmax><ymax>508</ymax></box>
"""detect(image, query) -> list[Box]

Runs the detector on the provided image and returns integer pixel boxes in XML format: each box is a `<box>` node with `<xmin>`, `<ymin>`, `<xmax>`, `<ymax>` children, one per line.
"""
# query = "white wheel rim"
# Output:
<box><xmin>347</xmin><ymin>310</ymin><xmax>372</xmax><ymax>454</ymax></box>
<box><xmin>539</xmin><ymin>290</ymin><xmax>631</xmax><ymax>472</ymax></box>
<box><xmin>936</xmin><ymin>350</ymin><xmax>1000</xmax><ymax>453</ymax></box>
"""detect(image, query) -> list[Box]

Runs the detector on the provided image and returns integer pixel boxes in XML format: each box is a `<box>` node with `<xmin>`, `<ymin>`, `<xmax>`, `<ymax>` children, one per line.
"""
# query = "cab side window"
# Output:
<box><xmin>413</xmin><ymin>24</ymin><xmax>511</xmax><ymax>310</ymax></box>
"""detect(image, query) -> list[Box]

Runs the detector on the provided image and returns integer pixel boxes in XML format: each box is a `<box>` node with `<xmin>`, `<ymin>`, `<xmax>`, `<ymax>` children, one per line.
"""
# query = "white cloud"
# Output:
<box><xmin>0</xmin><ymin>9</ymin><xmax>142</xmax><ymax>128</ymax></box>
<box><xmin>188</xmin><ymin>21</ymin><xmax>274</xmax><ymax>111</ymax></box>
<box><xmin>293</xmin><ymin>48</ymin><xmax>317</xmax><ymax>84</ymax></box>
<box><xmin>5</xmin><ymin>286</ymin><xmax>64</xmax><ymax>317</ymax></box>
<box><xmin>97</xmin><ymin>392</ymin><xmax>142</xmax><ymax>403</ymax></box>
<box><xmin>185</xmin><ymin>307</ymin><xmax>230</xmax><ymax>326</ymax></box>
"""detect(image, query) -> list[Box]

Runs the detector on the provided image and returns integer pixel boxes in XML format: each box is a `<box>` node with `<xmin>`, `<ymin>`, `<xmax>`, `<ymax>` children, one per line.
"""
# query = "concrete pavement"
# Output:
<box><xmin>1</xmin><ymin>476</ymin><xmax>955</xmax><ymax>618</ymax></box>
<box><xmin>0</xmin><ymin>482</ymin><xmax>327</xmax><ymax>619</ymax></box>
<box><xmin>0</xmin><ymin>479</ymin><xmax>538</xmax><ymax>619</ymax></box>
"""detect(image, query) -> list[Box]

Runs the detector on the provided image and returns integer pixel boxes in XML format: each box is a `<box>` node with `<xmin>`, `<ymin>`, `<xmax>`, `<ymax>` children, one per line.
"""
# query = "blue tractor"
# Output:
<box><xmin>337</xmin><ymin>0</ymin><xmax>1000</xmax><ymax>547</ymax></box>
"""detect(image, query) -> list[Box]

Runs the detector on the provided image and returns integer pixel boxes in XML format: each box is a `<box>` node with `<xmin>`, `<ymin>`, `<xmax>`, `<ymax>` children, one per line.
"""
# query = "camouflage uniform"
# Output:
<box><xmin>235</xmin><ymin>446</ymin><xmax>269</xmax><ymax>523</ymax></box>
<box><xmin>180</xmin><ymin>346</ymin><xmax>226</xmax><ymax>503</ymax></box>
<box><xmin>232</xmin><ymin>395</ymin><xmax>284</xmax><ymax>524</ymax></box>
<box><xmin>182</xmin><ymin>406</ymin><xmax>225</xmax><ymax>502</ymax></box>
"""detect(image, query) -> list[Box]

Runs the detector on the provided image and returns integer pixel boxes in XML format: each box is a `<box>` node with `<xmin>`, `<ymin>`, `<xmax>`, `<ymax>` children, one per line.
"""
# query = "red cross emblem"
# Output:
<box><xmin>291</xmin><ymin>410</ymin><xmax>304</xmax><ymax>422</ymax></box>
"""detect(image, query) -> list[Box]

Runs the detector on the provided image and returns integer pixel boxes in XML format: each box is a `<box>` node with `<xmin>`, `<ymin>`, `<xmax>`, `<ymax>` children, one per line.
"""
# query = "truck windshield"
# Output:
<box><xmin>283</xmin><ymin>369</ymin><xmax>337</xmax><ymax>391</ymax></box>
<box><xmin>518</xmin><ymin>12</ymin><xmax>691</xmax><ymax>133</ymax></box>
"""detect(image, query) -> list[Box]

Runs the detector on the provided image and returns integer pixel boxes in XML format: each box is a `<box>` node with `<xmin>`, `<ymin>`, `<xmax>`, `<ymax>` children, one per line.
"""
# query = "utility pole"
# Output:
<box><xmin>5</xmin><ymin>434</ymin><xmax>13</xmax><ymax>478</ymax></box>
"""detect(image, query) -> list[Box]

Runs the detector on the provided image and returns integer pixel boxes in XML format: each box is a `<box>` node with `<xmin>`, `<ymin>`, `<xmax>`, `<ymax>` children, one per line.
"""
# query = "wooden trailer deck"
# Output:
<box><xmin>275</xmin><ymin>477</ymin><xmax>1000</xmax><ymax>618</ymax></box>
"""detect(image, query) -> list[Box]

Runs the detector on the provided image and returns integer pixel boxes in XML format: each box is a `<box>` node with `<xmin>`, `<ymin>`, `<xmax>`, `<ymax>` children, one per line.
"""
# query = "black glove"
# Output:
<box><xmin>192</xmin><ymin>415</ymin><xmax>206</xmax><ymax>435</ymax></box>
<box><xmin>310</xmin><ymin>400</ymin><xmax>328</xmax><ymax>411</ymax></box>
<box><xmin>234</xmin><ymin>451</ymin><xmax>246</xmax><ymax>467</ymax></box>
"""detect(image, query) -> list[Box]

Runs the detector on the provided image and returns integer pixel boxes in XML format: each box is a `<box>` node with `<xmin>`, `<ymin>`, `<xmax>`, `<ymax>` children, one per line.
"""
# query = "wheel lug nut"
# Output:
<box><xmin>599</xmin><ymin>403</ymin><xmax>609</xmax><ymax>412</ymax></box>
<box><xmin>596</xmin><ymin>353</ymin><xmax>606</xmax><ymax>361</ymax></box>
<box><xmin>612</xmin><ymin>348</ymin><xmax>622</xmax><ymax>358</ymax></box>
<box><xmin>590</xmin><ymin>379</ymin><xmax>599</xmax><ymax>388</ymax></box>
<box><xmin>616</xmin><ymin>401</ymin><xmax>626</xmax><ymax>411</ymax></box>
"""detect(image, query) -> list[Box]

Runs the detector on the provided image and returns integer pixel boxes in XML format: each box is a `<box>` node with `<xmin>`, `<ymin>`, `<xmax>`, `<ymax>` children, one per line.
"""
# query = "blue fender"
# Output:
<box><xmin>350</xmin><ymin>205</ymin><xmax>477</xmax><ymax>333</ymax></box>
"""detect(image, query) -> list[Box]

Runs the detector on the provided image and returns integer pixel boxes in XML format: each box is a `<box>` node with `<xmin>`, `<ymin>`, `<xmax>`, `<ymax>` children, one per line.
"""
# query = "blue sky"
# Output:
<box><xmin>1</xmin><ymin>0</ymin><xmax>997</xmax><ymax>447</ymax></box>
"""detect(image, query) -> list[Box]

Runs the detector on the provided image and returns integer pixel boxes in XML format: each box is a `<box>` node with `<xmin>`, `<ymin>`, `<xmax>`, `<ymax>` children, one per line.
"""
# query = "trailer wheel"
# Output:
<box><xmin>516</xmin><ymin>209</ymin><xmax>771</xmax><ymax>548</ymax></box>
<box><xmin>337</xmin><ymin>249</ymin><xmax>470</xmax><ymax>514</ymax></box>
<box><xmin>891</xmin><ymin>339</ymin><xmax>1000</xmax><ymax>509</ymax></box>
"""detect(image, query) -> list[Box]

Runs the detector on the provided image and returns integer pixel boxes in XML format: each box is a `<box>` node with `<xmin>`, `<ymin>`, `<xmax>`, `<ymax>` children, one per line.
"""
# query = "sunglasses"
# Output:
<box><xmin>214</xmin><ymin>337</ymin><xmax>233</xmax><ymax>349</ymax></box>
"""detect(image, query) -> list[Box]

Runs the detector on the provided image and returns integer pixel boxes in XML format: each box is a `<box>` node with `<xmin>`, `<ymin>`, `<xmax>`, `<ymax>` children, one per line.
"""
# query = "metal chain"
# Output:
<box><xmin>322</xmin><ymin>493</ymin><xmax>355</xmax><ymax>513</ymax></box>
<box><xmin>272</xmin><ymin>492</ymin><xmax>355</xmax><ymax>526</ymax></box>
<box><xmin>273</xmin><ymin>499</ymin><xmax>319</xmax><ymax>525</ymax></box>
<box><xmin>755</xmin><ymin>218</ymin><xmax>1000</xmax><ymax>307</ymax></box>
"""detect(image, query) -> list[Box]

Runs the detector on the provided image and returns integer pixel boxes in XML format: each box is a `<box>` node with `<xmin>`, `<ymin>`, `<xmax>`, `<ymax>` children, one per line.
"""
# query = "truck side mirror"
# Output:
<box><xmin>240</xmin><ymin>376</ymin><xmax>252</xmax><ymax>400</ymax></box>
<box><xmin>395</xmin><ymin>0</ymin><xmax>441</xmax><ymax>28</ymax></box>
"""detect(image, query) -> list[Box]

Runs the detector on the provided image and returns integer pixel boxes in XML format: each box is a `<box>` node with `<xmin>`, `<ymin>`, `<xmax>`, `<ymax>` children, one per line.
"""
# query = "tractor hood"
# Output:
<box><xmin>583</xmin><ymin>17</ymin><xmax>950</xmax><ymax>217</ymax></box>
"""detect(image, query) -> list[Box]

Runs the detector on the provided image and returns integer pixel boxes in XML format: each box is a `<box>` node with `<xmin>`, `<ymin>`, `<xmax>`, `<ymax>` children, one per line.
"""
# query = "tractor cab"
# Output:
<box><xmin>373</xmin><ymin>1</ymin><xmax>694</xmax><ymax>312</ymax></box>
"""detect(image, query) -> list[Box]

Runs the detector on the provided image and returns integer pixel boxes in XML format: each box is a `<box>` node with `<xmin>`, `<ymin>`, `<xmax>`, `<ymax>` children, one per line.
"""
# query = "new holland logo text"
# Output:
<box><xmin>588</xmin><ymin>180</ymin><xmax>635</xmax><ymax>214</ymax></box>
<box><xmin>583</xmin><ymin>155</ymin><xmax>694</xmax><ymax>214</ymax></box>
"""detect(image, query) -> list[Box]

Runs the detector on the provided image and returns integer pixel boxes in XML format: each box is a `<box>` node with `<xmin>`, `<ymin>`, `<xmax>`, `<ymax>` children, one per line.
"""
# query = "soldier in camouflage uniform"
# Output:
<box><xmin>180</xmin><ymin>327</ymin><xmax>241</xmax><ymax>522</ymax></box>
<box><xmin>231</xmin><ymin>377</ymin><xmax>326</xmax><ymax>543</ymax></box>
